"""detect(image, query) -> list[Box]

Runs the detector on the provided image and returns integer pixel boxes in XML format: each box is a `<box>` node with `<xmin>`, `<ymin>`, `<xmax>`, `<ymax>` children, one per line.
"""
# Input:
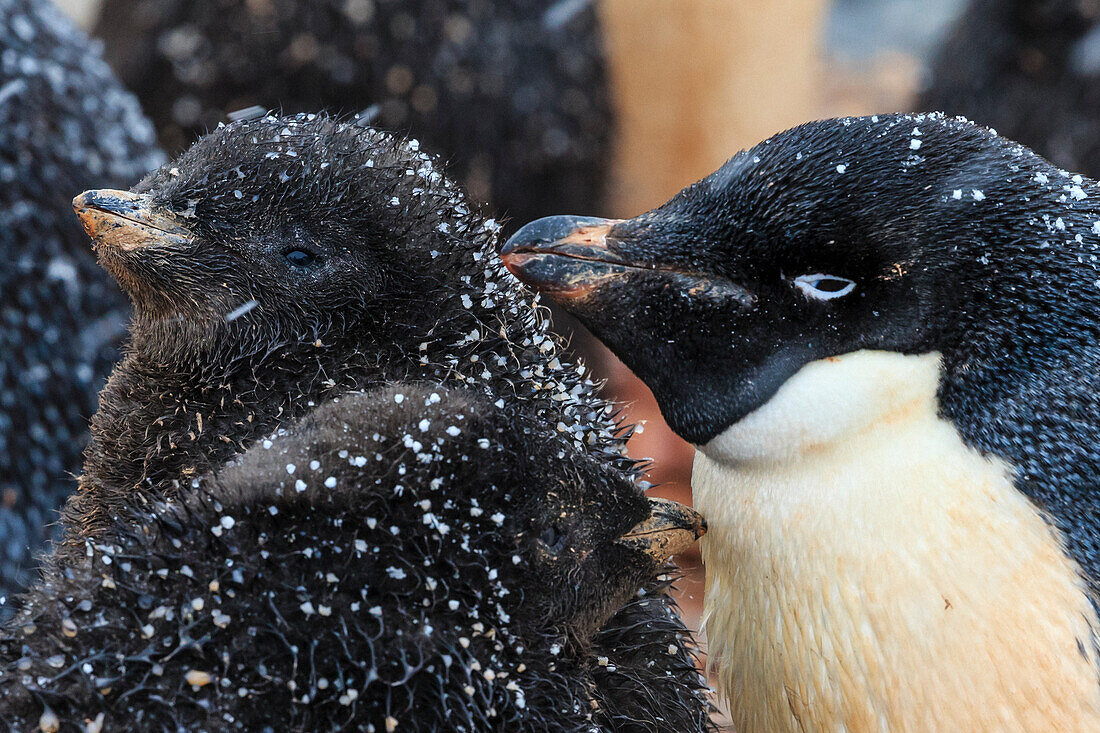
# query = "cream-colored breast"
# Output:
<box><xmin>695</xmin><ymin>350</ymin><xmax>1100</xmax><ymax>733</ymax></box>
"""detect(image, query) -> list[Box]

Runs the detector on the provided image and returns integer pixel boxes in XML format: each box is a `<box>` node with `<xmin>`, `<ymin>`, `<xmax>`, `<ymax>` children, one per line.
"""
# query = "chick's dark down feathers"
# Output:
<box><xmin>3</xmin><ymin>386</ymin><xmax>710</xmax><ymax>732</ymax></box>
<box><xmin>26</xmin><ymin>114</ymin><xmax>710</xmax><ymax>731</ymax></box>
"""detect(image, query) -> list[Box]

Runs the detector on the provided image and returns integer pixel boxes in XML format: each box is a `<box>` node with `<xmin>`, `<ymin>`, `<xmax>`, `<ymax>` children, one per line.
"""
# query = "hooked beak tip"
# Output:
<box><xmin>619</xmin><ymin>498</ymin><xmax>706</xmax><ymax>563</ymax></box>
<box><xmin>499</xmin><ymin>215</ymin><xmax>625</xmax><ymax>299</ymax></box>
<box><xmin>73</xmin><ymin>189</ymin><xmax>191</xmax><ymax>252</ymax></box>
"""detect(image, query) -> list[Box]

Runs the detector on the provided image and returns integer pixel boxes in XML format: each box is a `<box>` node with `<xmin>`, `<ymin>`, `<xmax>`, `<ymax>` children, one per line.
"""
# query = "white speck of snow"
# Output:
<box><xmin>909</xmin><ymin>139</ymin><xmax>922</xmax><ymax>150</ymax></box>
<box><xmin>295</xmin><ymin>480</ymin><xmax>307</xmax><ymax>492</ymax></box>
<box><xmin>1035</xmin><ymin>172</ymin><xmax>1049</xmax><ymax>184</ymax></box>
<box><xmin>394</xmin><ymin>394</ymin><xmax>405</xmax><ymax>404</ymax></box>
<box><xmin>324</xmin><ymin>476</ymin><xmax>337</xmax><ymax>488</ymax></box>
<box><xmin>490</xmin><ymin>512</ymin><xmax>506</xmax><ymax>526</ymax></box>
<box><xmin>836</xmin><ymin>164</ymin><xmax>847</xmax><ymax>174</ymax></box>
<box><xmin>952</xmin><ymin>190</ymin><xmax>963</xmax><ymax>200</ymax></box>
<box><xmin>286</xmin><ymin>464</ymin><xmax>296</xmax><ymax>475</ymax></box>
<box><xmin>971</xmin><ymin>189</ymin><xmax>985</xmax><ymax>201</ymax></box>
<box><xmin>225</xmin><ymin>299</ymin><xmax>259</xmax><ymax>322</ymax></box>
<box><xmin>1070</xmin><ymin>185</ymin><xmax>1088</xmax><ymax>201</ymax></box>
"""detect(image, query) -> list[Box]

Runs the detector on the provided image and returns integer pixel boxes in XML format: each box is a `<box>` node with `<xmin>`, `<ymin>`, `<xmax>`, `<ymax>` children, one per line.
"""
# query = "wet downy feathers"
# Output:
<box><xmin>3</xmin><ymin>385</ymin><xmax>708</xmax><ymax>732</ymax></box>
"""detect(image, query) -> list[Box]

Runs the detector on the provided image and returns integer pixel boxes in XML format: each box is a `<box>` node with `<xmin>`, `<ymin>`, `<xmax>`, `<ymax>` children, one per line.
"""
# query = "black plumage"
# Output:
<box><xmin>505</xmin><ymin>111</ymin><xmax>1100</xmax><ymax>592</ymax></box>
<box><xmin>1</xmin><ymin>385</ymin><xmax>707</xmax><ymax>731</ymax></box>
<box><xmin>919</xmin><ymin>0</ymin><xmax>1100</xmax><ymax>176</ymax></box>
<box><xmin>63</xmin><ymin>113</ymin><xmax>630</xmax><ymax>546</ymax></box>
<box><xmin>92</xmin><ymin>0</ymin><xmax>613</xmax><ymax>226</ymax></box>
<box><xmin>25</xmin><ymin>114</ymin><xmax>710</xmax><ymax>731</ymax></box>
<box><xmin>0</xmin><ymin>0</ymin><xmax>163</xmax><ymax>599</ymax></box>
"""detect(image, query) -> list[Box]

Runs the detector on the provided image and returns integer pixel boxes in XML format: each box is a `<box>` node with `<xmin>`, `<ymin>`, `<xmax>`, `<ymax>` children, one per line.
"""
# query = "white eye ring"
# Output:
<box><xmin>793</xmin><ymin>273</ymin><xmax>856</xmax><ymax>300</ymax></box>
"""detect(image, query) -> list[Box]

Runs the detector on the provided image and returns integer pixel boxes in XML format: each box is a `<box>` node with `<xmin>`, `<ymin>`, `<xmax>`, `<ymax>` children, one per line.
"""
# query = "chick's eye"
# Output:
<box><xmin>539</xmin><ymin>524</ymin><xmax>567</xmax><ymax>554</ymax></box>
<box><xmin>284</xmin><ymin>249</ymin><xmax>317</xmax><ymax>268</ymax></box>
<box><xmin>793</xmin><ymin>273</ymin><xmax>856</xmax><ymax>300</ymax></box>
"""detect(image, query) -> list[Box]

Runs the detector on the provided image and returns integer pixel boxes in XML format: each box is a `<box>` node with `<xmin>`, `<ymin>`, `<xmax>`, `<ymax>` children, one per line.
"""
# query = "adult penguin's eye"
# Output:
<box><xmin>284</xmin><ymin>249</ymin><xmax>317</xmax><ymax>268</ymax></box>
<box><xmin>793</xmin><ymin>273</ymin><xmax>856</xmax><ymax>300</ymax></box>
<box><xmin>539</xmin><ymin>523</ymin><xmax>568</xmax><ymax>554</ymax></box>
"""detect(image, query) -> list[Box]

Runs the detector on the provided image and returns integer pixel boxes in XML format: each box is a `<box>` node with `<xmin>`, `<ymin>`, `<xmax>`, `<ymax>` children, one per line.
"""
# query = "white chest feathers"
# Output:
<box><xmin>694</xmin><ymin>350</ymin><xmax>1100</xmax><ymax>733</ymax></box>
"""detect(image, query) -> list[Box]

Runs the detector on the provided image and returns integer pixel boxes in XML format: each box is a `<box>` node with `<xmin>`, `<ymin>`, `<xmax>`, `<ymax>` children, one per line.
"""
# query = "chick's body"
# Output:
<box><xmin>0</xmin><ymin>0</ymin><xmax>162</xmax><ymax>599</ymax></box>
<box><xmin>2</xmin><ymin>385</ymin><xmax>706</xmax><ymax>731</ymax></box>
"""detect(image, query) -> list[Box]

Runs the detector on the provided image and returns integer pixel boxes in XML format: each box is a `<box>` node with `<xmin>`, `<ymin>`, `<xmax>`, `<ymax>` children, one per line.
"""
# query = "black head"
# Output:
<box><xmin>503</xmin><ymin>113</ymin><xmax>1099</xmax><ymax>443</ymax></box>
<box><xmin>218</xmin><ymin>385</ymin><xmax>706</xmax><ymax>649</ymax></box>
<box><xmin>73</xmin><ymin>113</ymin><xmax>496</xmax><ymax>366</ymax></box>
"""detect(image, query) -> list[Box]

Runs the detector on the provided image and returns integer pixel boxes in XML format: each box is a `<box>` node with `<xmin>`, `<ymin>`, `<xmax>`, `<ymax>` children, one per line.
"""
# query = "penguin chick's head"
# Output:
<box><xmin>72</xmin><ymin>113</ymin><xmax>496</xmax><ymax>362</ymax></box>
<box><xmin>503</xmin><ymin>113</ymin><xmax>1100</xmax><ymax>443</ymax></box>
<box><xmin>219</xmin><ymin>385</ymin><xmax>705</xmax><ymax>649</ymax></box>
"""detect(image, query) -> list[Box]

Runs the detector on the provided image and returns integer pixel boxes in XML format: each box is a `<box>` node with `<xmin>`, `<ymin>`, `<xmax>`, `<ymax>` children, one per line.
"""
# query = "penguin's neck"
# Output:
<box><xmin>70</xmin><ymin>341</ymin><xmax>352</xmax><ymax>546</ymax></box>
<box><xmin>693</xmin><ymin>350</ymin><xmax>1100</xmax><ymax>733</ymax></box>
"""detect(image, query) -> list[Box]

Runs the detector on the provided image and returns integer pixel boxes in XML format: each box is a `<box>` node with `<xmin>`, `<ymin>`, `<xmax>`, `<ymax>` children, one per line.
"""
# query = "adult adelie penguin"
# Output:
<box><xmin>0</xmin><ymin>0</ymin><xmax>162</xmax><ymax>599</ymax></box>
<box><xmin>503</xmin><ymin>112</ymin><xmax>1100</xmax><ymax>730</ymax></box>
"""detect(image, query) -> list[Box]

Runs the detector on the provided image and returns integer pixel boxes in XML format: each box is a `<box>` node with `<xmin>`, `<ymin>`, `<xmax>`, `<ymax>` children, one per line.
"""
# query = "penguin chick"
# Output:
<box><xmin>1</xmin><ymin>384</ymin><xmax>707</xmax><ymax>732</ymax></box>
<box><xmin>66</xmin><ymin>112</ymin><xmax>630</xmax><ymax>552</ymax></box>
<box><xmin>920</xmin><ymin>0</ymin><xmax>1100</xmax><ymax>176</ymax></box>
<box><xmin>0</xmin><ymin>0</ymin><xmax>163</xmax><ymax>600</ymax></box>
<box><xmin>63</xmin><ymin>113</ymin><xmax>712</xmax><ymax>730</ymax></box>
<box><xmin>92</xmin><ymin>0</ymin><xmax>612</xmax><ymax>226</ymax></box>
<box><xmin>504</xmin><ymin>113</ymin><xmax>1100</xmax><ymax>731</ymax></box>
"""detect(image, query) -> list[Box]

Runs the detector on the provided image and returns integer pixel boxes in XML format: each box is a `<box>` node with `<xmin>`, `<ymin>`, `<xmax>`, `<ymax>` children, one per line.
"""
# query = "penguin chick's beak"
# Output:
<box><xmin>618</xmin><ymin>498</ymin><xmax>706</xmax><ymax>562</ymax></box>
<box><xmin>73</xmin><ymin>189</ymin><xmax>192</xmax><ymax>252</ymax></box>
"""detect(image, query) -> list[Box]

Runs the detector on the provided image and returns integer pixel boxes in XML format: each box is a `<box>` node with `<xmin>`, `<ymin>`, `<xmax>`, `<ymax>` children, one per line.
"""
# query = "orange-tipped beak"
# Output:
<box><xmin>499</xmin><ymin>215</ymin><xmax>627</xmax><ymax>300</ymax></box>
<box><xmin>73</xmin><ymin>189</ymin><xmax>192</xmax><ymax>251</ymax></box>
